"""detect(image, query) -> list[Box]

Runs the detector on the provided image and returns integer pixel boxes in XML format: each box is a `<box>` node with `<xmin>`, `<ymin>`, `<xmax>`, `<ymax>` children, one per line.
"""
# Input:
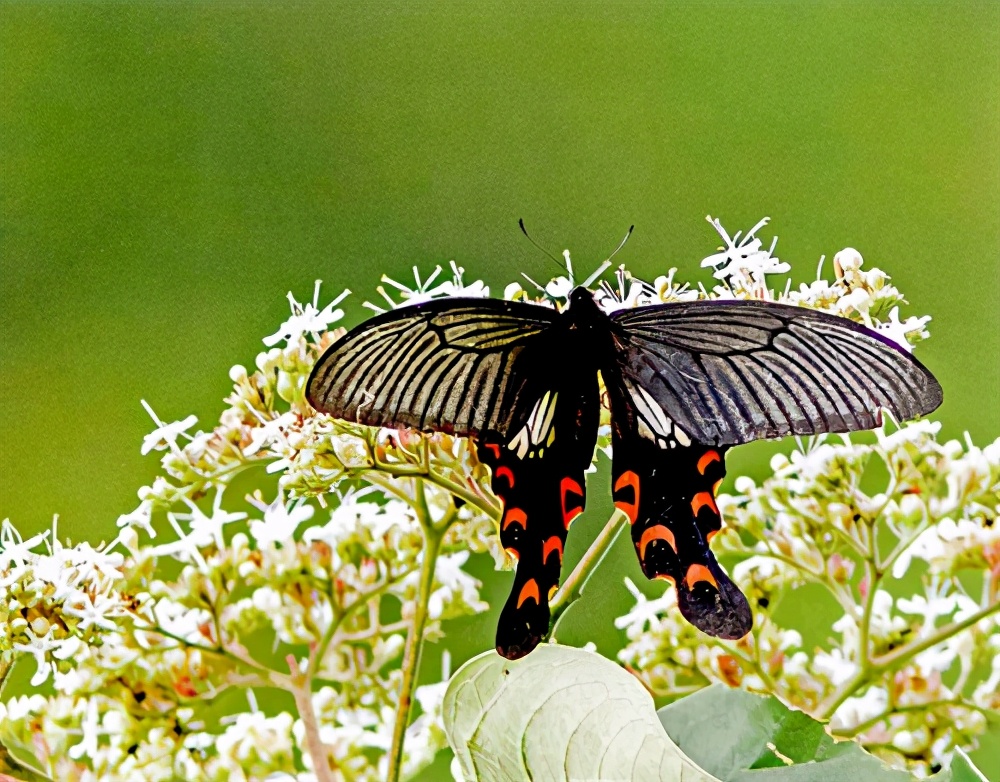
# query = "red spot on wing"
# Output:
<box><xmin>706</xmin><ymin>530</ymin><xmax>718</xmax><ymax>543</ymax></box>
<box><xmin>697</xmin><ymin>450</ymin><xmax>721</xmax><ymax>475</ymax></box>
<box><xmin>542</xmin><ymin>536</ymin><xmax>563</xmax><ymax>565</ymax></box>
<box><xmin>614</xmin><ymin>470</ymin><xmax>640</xmax><ymax>524</ymax></box>
<box><xmin>495</xmin><ymin>466</ymin><xmax>515</xmax><ymax>488</ymax></box>
<box><xmin>502</xmin><ymin>508</ymin><xmax>527</xmax><ymax>531</ymax></box>
<box><xmin>654</xmin><ymin>573</ymin><xmax>676</xmax><ymax>586</ymax></box>
<box><xmin>691</xmin><ymin>492</ymin><xmax>718</xmax><ymax>517</ymax></box>
<box><xmin>639</xmin><ymin>525</ymin><xmax>677</xmax><ymax>558</ymax></box>
<box><xmin>560</xmin><ymin>476</ymin><xmax>584</xmax><ymax>528</ymax></box>
<box><xmin>505</xmin><ymin>547</ymin><xmax>520</xmax><ymax>562</ymax></box>
<box><xmin>484</xmin><ymin>443</ymin><xmax>501</xmax><ymax>459</ymax></box>
<box><xmin>685</xmin><ymin>564</ymin><xmax>718</xmax><ymax>589</ymax></box>
<box><xmin>517</xmin><ymin>579</ymin><xmax>540</xmax><ymax>608</ymax></box>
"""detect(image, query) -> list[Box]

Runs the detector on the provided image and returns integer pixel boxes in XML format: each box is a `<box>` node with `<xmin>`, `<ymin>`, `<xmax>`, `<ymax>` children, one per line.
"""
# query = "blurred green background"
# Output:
<box><xmin>2</xmin><ymin>1</ymin><xmax>998</xmax><ymax>778</ymax></box>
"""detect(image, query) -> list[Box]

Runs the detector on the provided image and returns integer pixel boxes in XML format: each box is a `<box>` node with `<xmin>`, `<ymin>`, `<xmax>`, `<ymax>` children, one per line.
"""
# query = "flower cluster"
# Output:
<box><xmin>1</xmin><ymin>277</ymin><xmax>500</xmax><ymax>781</ymax></box>
<box><xmin>2</xmin><ymin>216</ymin><xmax>994</xmax><ymax>781</ymax></box>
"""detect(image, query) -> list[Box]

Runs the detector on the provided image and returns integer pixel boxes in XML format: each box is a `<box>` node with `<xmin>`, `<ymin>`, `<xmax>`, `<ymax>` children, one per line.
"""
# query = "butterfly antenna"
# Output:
<box><xmin>603</xmin><ymin>225</ymin><xmax>635</xmax><ymax>265</ymax></box>
<box><xmin>518</xmin><ymin>219</ymin><xmax>566</xmax><ymax>273</ymax></box>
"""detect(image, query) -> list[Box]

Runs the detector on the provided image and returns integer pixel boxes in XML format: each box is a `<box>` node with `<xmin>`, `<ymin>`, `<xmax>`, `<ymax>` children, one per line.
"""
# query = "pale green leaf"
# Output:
<box><xmin>443</xmin><ymin>643</ymin><xmax>718</xmax><ymax>782</ymax></box>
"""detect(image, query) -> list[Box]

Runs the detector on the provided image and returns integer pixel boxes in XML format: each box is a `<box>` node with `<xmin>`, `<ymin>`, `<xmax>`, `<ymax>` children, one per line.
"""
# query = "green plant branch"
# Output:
<box><xmin>386</xmin><ymin>481</ymin><xmax>451</xmax><ymax>782</ymax></box>
<box><xmin>816</xmin><ymin>553</ymin><xmax>880</xmax><ymax>719</ymax></box>
<box><xmin>140</xmin><ymin>623</ymin><xmax>280</xmax><ymax>686</ymax></box>
<box><xmin>832</xmin><ymin>699</ymin><xmax>992</xmax><ymax>739</ymax></box>
<box><xmin>873</xmin><ymin>601</ymin><xmax>1000</xmax><ymax>670</ymax></box>
<box><xmin>549</xmin><ymin>510</ymin><xmax>626</xmax><ymax>634</ymax></box>
<box><xmin>816</xmin><ymin>599</ymin><xmax>1000</xmax><ymax>720</ymax></box>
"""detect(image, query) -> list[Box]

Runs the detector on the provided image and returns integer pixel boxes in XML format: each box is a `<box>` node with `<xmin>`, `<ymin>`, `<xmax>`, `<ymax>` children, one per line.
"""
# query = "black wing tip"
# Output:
<box><xmin>677</xmin><ymin>574</ymin><xmax>753</xmax><ymax>640</ymax></box>
<box><xmin>496</xmin><ymin>637</ymin><xmax>542</xmax><ymax>661</ymax></box>
<box><xmin>919</xmin><ymin>373</ymin><xmax>944</xmax><ymax>416</ymax></box>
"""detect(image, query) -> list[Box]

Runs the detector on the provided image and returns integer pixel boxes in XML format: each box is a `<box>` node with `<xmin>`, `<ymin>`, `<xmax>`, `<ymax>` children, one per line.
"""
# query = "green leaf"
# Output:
<box><xmin>928</xmin><ymin>749</ymin><xmax>990</xmax><ymax>782</ymax></box>
<box><xmin>443</xmin><ymin>643</ymin><xmax>719</xmax><ymax>782</ymax></box>
<box><xmin>0</xmin><ymin>741</ymin><xmax>53</xmax><ymax>782</ymax></box>
<box><xmin>658</xmin><ymin>685</ymin><xmax>909</xmax><ymax>782</ymax></box>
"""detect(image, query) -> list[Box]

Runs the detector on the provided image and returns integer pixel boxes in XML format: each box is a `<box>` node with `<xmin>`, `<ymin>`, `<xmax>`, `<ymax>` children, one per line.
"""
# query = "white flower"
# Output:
<box><xmin>367</xmin><ymin>262</ymin><xmax>488</xmax><ymax>312</ymax></box>
<box><xmin>13</xmin><ymin>626</ymin><xmax>58</xmax><ymax>686</ymax></box>
<box><xmin>263</xmin><ymin>282</ymin><xmax>350</xmax><ymax>347</ymax></box>
<box><xmin>813</xmin><ymin>648</ymin><xmax>858</xmax><ymax>686</ymax></box>
<box><xmin>614</xmin><ymin>577</ymin><xmax>676</xmax><ymax>637</ymax></box>
<box><xmin>832</xmin><ymin>247</ymin><xmax>864</xmax><ymax>276</ymax></box>
<box><xmin>700</xmin><ymin>216</ymin><xmax>788</xmax><ymax>281</ymax></box>
<box><xmin>243</xmin><ymin>411</ymin><xmax>299</xmax><ymax>457</ymax></box>
<box><xmin>116</xmin><ymin>499</ymin><xmax>155</xmax><ymax>538</ymax></box>
<box><xmin>176</xmin><ymin>492</ymin><xmax>247</xmax><ymax>549</ymax></box>
<box><xmin>873</xmin><ymin>306</ymin><xmax>929</xmax><ymax>352</ymax></box>
<box><xmin>64</xmin><ymin>592</ymin><xmax>124</xmax><ymax>632</ymax></box>
<box><xmin>427</xmin><ymin>551</ymin><xmax>487</xmax><ymax>619</ymax></box>
<box><xmin>249</xmin><ymin>492</ymin><xmax>314</xmax><ymax>547</ymax></box>
<box><xmin>216</xmin><ymin>711</ymin><xmax>295</xmax><ymax>767</ymax></box>
<box><xmin>831</xmin><ymin>686</ymin><xmax>888</xmax><ymax>731</ymax></box>
<box><xmin>68</xmin><ymin>697</ymin><xmax>101</xmax><ymax>760</ymax></box>
<box><xmin>140</xmin><ymin>399</ymin><xmax>199</xmax><ymax>456</ymax></box>
<box><xmin>0</xmin><ymin>519</ymin><xmax>47</xmax><ymax>570</ymax></box>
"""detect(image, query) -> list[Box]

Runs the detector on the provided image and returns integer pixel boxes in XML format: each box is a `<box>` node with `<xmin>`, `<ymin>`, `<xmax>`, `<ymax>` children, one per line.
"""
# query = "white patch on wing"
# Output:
<box><xmin>628</xmin><ymin>382</ymin><xmax>692</xmax><ymax>449</ymax></box>
<box><xmin>508</xmin><ymin>391</ymin><xmax>558</xmax><ymax>458</ymax></box>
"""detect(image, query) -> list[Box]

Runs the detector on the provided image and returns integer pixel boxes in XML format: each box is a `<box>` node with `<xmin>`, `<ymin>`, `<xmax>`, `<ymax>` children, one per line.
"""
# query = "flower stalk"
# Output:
<box><xmin>549</xmin><ymin>511</ymin><xmax>626</xmax><ymax>635</ymax></box>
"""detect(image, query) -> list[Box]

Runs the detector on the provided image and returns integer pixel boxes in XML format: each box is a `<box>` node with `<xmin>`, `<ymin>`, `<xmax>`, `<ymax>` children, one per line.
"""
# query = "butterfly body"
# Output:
<box><xmin>307</xmin><ymin>285</ymin><xmax>941</xmax><ymax>658</ymax></box>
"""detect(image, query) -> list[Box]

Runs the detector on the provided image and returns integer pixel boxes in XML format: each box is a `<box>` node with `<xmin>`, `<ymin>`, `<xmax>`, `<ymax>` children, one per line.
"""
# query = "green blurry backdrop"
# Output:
<box><xmin>2</xmin><ymin>2</ymin><xmax>998</xmax><ymax>778</ymax></box>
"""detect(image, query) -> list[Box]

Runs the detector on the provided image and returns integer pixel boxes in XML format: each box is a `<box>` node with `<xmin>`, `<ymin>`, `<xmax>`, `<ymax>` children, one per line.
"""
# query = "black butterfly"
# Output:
<box><xmin>306</xmin><ymin>287</ymin><xmax>942</xmax><ymax>659</ymax></box>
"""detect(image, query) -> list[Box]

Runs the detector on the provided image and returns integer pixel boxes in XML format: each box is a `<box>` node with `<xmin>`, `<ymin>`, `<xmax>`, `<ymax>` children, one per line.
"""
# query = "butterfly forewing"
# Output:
<box><xmin>611</xmin><ymin>300</ymin><xmax>943</xmax><ymax>446</ymax></box>
<box><xmin>306</xmin><ymin>298</ymin><xmax>559</xmax><ymax>437</ymax></box>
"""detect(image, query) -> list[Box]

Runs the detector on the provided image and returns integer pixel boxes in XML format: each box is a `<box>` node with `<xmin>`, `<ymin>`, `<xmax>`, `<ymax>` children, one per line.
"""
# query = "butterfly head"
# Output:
<box><xmin>568</xmin><ymin>286</ymin><xmax>596</xmax><ymax>308</ymax></box>
<box><xmin>567</xmin><ymin>287</ymin><xmax>605</xmax><ymax>328</ymax></box>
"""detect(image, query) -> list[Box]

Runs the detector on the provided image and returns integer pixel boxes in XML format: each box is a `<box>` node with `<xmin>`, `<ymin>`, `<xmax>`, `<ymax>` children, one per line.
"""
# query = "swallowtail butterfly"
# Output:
<box><xmin>306</xmin><ymin>286</ymin><xmax>942</xmax><ymax>659</ymax></box>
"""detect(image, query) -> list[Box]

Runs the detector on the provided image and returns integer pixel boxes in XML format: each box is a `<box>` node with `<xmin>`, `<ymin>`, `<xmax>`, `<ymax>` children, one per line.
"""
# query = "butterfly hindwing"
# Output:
<box><xmin>612</xmin><ymin>431</ymin><xmax>751</xmax><ymax>639</ymax></box>
<box><xmin>605</xmin><ymin>367</ymin><xmax>752</xmax><ymax>640</ymax></box>
<box><xmin>478</xmin><ymin>380</ymin><xmax>597</xmax><ymax>660</ymax></box>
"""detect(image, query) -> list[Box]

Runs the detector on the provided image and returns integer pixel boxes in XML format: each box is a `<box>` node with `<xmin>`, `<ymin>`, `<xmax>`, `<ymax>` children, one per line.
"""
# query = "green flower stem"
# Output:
<box><xmin>362</xmin><ymin>461</ymin><xmax>500</xmax><ymax>519</ymax></box>
<box><xmin>549</xmin><ymin>510</ymin><xmax>626</xmax><ymax>633</ymax></box>
<box><xmin>144</xmin><ymin>623</ymin><xmax>280</xmax><ymax>685</ymax></box>
<box><xmin>873</xmin><ymin>600</ymin><xmax>1000</xmax><ymax>671</ymax></box>
<box><xmin>816</xmin><ymin>556</ymin><xmax>881</xmax><ymax>719</ymax></box>
<box><xmin>831</xmin><ymin>699</ymin><xmax>991</xmax><ymax>739</ymax></box>
<box><xmin>816</xmin><ymin>598</ymin><xmax>1000</xmax><ymax>720</ymax></box>
<box><xmin>386</xmin><ymin>480</ymin><xmax>449</xmax><ymax>782</ymax></box>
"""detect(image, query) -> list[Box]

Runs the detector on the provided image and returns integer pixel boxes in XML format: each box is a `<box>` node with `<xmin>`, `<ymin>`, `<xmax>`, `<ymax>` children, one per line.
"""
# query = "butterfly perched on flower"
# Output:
<box><xmin>306</xmin><ymin>282</ymin><xmax>941</xmax><ymax>659</ymax></box>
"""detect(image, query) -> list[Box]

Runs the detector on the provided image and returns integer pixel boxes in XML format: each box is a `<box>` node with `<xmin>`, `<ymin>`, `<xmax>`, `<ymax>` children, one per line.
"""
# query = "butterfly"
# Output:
<box><xmin>306</xmin><ymin>286</ymin><xmax>942</xmax><ymax>659</ymax></box>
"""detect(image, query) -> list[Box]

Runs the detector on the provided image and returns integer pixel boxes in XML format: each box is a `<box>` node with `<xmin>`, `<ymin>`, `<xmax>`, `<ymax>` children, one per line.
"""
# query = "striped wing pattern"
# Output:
<box><xmin>611</xmin><ymin>300</ymin><xmax>943</xmax><ymax>447</ymax></box>
<box><xmin>306</xmin><ymin>298</ymin><xmax>559</xmax><ymax>437</ymax></box>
